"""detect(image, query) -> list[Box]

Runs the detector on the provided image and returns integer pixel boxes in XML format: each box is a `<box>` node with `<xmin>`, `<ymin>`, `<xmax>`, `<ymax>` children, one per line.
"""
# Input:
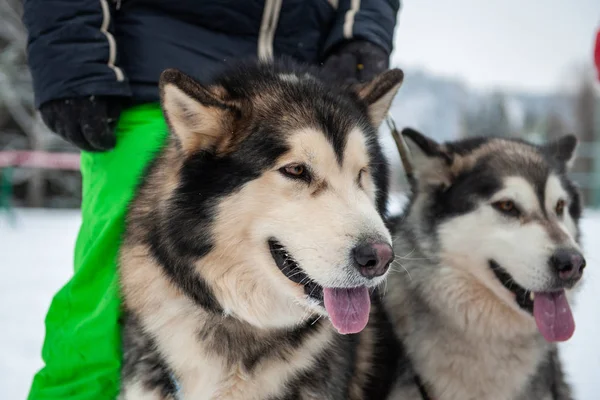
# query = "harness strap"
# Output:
<box><xmin>385</xmin><ymin>116</ymin><xmax>416</xmax><ymax>187</ymax></box>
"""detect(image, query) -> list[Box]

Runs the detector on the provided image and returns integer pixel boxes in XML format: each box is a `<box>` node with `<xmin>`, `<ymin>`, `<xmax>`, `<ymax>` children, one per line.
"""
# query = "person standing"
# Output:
<box><xmin>22</xmin><ymin>1</ymin><xmax>402</xmax><ymax>399</ymax></box>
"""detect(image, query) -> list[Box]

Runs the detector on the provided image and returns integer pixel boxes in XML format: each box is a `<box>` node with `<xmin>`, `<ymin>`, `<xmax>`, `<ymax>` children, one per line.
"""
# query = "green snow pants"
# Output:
<box><xmin>28</xmin><ymin>104</ymin><xmax>168</xmax><ymax>400</ymax></box>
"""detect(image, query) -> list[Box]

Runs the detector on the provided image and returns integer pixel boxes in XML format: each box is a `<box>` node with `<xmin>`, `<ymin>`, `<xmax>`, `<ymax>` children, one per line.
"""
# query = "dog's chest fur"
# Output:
<box><xmin>385</xmin><ymin>268</ymin><xmax>556</xmax><ymax>400</ymax></box>
<box><xmin>397</xmin><ymin>315</ymin><xmax>548</xmax><ymax>400</ymax></box>
<box><xmin>119</xmin><ymin>243</ymin><xmax>355</xmax><ymax>400</ymax></box>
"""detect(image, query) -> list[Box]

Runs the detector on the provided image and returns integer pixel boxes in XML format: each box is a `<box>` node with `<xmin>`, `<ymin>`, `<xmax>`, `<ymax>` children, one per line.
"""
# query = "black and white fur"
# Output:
<box><xmin>117</xmin><ymin>60</ymin><xmax>404</xmax><ymax>400</ymax></box>
<box><xmin>385</xmin><ymin>129</ymin><xmax>584</xmax><ymax>400</ymax></box>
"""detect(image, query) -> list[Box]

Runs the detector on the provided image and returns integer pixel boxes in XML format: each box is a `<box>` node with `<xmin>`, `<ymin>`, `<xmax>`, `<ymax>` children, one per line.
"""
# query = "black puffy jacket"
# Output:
<box><xmin>23</xmin><ymin>0</ymin><xmax>401</xmax><ymax>108</ymax></box>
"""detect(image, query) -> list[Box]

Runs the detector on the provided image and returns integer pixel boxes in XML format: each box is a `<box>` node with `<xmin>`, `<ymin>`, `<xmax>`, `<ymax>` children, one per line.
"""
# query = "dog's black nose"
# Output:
<box><xmin>550</xmin><ymin>248</ymin><xmax>586</xmax><ymax>284</ymax></box>
<box><xmin>353</xmin><ymin>242</ymin><xmax>394</xmax><ymax>279</ymax></box>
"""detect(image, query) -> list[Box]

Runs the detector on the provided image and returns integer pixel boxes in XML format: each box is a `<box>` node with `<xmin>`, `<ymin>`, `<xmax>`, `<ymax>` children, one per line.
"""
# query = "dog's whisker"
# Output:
<box><xmin>402</xmin><ymin>247</ymin><xmax>416</xmax><ymax>258</ymax></box>
<box><xmin>298</xmin><ymin>276</ymin><xmax>312</xmax><ymax>285</ymax></box>
<box><xmin>390</xmin><ymin>261</ymin><xmax>412</xmax><ymax>281</ymax></box>
<box><xmin>287</xmin><ymin>270</ymin><xmax>305</xmax><ymax>279</ymax></box>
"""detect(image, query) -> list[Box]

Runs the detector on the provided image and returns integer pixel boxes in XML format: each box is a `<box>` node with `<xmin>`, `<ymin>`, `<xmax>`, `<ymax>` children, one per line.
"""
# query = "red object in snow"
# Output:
<box><xmin>595</xmin><ymin>29</ymin><xmax>600</xmax><ymax>81</ymax></box>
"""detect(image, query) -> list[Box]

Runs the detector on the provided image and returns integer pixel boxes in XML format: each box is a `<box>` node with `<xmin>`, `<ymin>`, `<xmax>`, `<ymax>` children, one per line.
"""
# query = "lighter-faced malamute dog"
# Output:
<box><xmin>385</xmin><ymin>128</ymin><xmax>585</xmax><ymax>400</ymax></box>
<box><xmin>117</xmin><ymin>60</ymin><xmax>405</xmax><ymax>399</ymax></box>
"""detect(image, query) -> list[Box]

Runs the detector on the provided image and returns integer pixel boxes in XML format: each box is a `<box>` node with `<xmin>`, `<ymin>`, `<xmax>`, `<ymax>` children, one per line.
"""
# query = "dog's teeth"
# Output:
<box><xmin>529</xmin><ymin>292</ymin><xmax>535</xmax><ymax>301</ymax></box>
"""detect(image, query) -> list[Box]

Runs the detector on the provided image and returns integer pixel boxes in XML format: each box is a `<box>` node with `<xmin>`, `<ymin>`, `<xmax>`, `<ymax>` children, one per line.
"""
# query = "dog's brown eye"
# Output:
<box><xmin>556</xmin><ymin>200</ymin><xmax>566</xmax><ymax>216</ymax></box>
<box><xmin>285</xmin><ymin>164</ymin><xmax>304</xmax><ymax>176</ymax></box>
<box><xmin>497</xmin><ymin>201</ymin><xmax>514</xmax><ymax>211</ymax></box>
<box><xmin>280</xmin><ymin>163</ymin><xmax>311</xmax><ymax>182</ymax></box>
<box><xmin>493</xmin><ymin>200</ymin><xmax>520</xmax><ymax>217</ymax></box>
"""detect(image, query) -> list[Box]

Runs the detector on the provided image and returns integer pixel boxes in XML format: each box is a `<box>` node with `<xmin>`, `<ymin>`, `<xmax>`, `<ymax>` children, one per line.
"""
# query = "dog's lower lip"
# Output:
<box><xmin>268</xmin><ymin>239</ymin><xmax>323</xmax><ymax>301</ymax></box>
<box><xmin>489</xmin><ymin>260</ymin><xmax>533</xmax><ymax>313</ymax></box>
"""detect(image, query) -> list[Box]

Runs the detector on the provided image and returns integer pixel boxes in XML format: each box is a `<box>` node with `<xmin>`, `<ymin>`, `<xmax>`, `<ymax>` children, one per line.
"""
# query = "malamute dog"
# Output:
<box><xmin>118</xmin><ymin>61</ymin><xmax>404</xmax><ymax>399</ymax></box>
<box><xmin>385</xmin><ymin>129</ymin><xmax>585</xmax><ymax>400</ymax></box>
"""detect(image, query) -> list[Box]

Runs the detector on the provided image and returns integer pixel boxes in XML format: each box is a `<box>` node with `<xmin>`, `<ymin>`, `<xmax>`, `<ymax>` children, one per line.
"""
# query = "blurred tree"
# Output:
<box><xmin>461</xmin><ymin>92</ymin><xmax>511</xmax><ymax>138</ymax></box>
<box><xmin>572</xmin><ymin>71</ymin><xmax>597</xmax><ymax>205</ymax></box>
<box><xmin>545</xmin><ymin>111</ymin><xmax>568</xmax><ymax>141</ymax></box>
<box><xmin>0</xmin><ymin>0</ymin><xmax>82</xmax><ymax>208</ymax></box>
<box><xmin>487</xmin><ymin>92</ymin><xmax>511</xmax><ymax>138</ymax></box>
<box><xmin>523</xmin><ymin>109</ymin><xmax>538</xmax><ymax>133</ymax></box>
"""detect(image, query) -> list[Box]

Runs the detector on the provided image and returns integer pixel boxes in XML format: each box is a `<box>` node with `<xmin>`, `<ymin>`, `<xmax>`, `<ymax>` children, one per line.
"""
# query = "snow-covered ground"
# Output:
<box><xmin>1</xmin><ymin>208</ymin><xmax>599</xmax><ymax>399</ymax></box>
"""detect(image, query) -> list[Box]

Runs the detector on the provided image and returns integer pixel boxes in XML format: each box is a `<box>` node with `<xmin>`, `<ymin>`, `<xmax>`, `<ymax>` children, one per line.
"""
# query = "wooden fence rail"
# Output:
<box><xmin>0</xmin><ymin>151</ymin><xmax>80</xmax><ymax>171</ymax></box>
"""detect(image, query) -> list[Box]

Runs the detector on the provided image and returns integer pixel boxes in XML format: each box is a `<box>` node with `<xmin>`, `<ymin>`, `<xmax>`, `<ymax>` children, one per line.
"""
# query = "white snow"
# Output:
<box><xmin>1</xmin><ymin>208</ymin><xmax>599</xmax><ymax>399</ymax></box>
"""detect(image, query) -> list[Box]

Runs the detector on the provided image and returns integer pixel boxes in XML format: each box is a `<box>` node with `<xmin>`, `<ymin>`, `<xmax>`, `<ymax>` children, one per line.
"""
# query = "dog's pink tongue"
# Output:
<box><xmin>533</xmin><ymin>290</ymin><xmax>575</xmax><ymax>342</ymax></box>
<box><xmin>323</xmin><ymin>287</ymin><xmax>371</xmax><ymax>334</ymax></box>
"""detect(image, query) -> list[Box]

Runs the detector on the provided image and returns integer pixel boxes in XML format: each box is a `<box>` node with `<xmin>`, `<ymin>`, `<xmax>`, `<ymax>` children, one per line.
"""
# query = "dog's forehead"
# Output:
<box><xmin>545</xmin><ymin>174</ymin><xmax>569</xmax><ymax>203</ymax></box>
<box><xmin>244</xmin><ymin>78</ymin><xmax>372</xmax><ymax>164</ymax></box>
<box><xmin>282</xmin><ymin>126</ymin><xmax>371</xmax><ymax>169</ymax></box>
<box><xmin>487</xmin><ymin>150</ymin><xmax>549</xmax><ymax>186</ymax></box>
<box><xmin>218</xmin><ymin>68</ymin><xmax>377</xmax><ymax>169</ymax></box>
<box><xmin>454</xmin><ymin>140</ymin><xmax>552</xmax><ymax>191</ymax></box>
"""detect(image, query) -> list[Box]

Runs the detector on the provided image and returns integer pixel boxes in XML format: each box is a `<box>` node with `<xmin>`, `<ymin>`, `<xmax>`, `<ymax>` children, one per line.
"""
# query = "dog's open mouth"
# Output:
<box><xmin>489</xmin><ymin>260</ymin><xmax>575</xmax><ymax>342</ymax></box>
<box><xmin>489</xmin><ymin>260</ymin><xmax>533</xmax><ymax>313</ymax></box>
<box><xmin>268</xmin><ymin>239</ymin><xmax>372</xmax><ymax>335</ymax></box>
<box><xmin>268</xmin><ymin>239</ymin><xmax>323</xmax><ymax>302</ymax></box>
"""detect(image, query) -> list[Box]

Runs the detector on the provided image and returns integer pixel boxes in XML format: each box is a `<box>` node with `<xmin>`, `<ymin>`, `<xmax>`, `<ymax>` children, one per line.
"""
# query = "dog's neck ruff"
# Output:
<box><xmin>412</xmin><ymin>357</ymin><xmax>561</xmax><ymax>400</ymax></box>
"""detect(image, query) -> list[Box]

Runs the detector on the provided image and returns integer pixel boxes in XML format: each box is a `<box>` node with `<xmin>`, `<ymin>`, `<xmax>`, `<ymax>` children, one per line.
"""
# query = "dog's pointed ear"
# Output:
<box><xmin>543</xmin><ymin>134</ymin><xmax>578</xmax><ymax>170</ymax></box>
<box><xmin>402</xmin><ymin>128</ymin><xmax>453</xmax><ymax>186</ymax></box>
<box><xmin>159</xmin><ymin>69</ymin><xmax>241</xmax><ymax>155</ymax></box>
<box><xmin>355</xmin><ymin>69</ymin><xmax>404</xmax><ymax>128</ymax></box>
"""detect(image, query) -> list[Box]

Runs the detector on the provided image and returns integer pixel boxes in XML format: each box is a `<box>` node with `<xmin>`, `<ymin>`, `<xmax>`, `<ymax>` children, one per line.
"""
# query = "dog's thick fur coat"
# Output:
<box><xmin>385</xmin><ymin>129</ymin><xmax>583</xmax><ymax>400</ymax></box>
<box><xmin>117</xmin><ymin>60</ymin><xmax>404</xmax><ymax>400</ymax></box>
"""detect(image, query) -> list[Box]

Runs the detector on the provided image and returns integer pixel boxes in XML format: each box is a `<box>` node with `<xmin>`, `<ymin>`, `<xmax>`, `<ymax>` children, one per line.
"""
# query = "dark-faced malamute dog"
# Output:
<box><xmin>385</xmin><ymin>129</ymin><xmax>585</xmax><ymax>400</ymax></box>
<box><xmin>117</xmin><ymin>60</ymin><xmax>404</xmax><ymax>399</ymax></box>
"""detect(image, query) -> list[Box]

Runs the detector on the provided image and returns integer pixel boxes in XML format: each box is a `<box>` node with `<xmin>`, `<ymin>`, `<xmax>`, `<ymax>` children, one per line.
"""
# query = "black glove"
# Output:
<box><xmin>39</xmin><ymin>96</ymin><xmax>125</xmax><ymax>152</ymax></box>
<box><xmin>322</xmin><ymin>40</ymin><xmax>390</xmax><ymax>84</ymax></box>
